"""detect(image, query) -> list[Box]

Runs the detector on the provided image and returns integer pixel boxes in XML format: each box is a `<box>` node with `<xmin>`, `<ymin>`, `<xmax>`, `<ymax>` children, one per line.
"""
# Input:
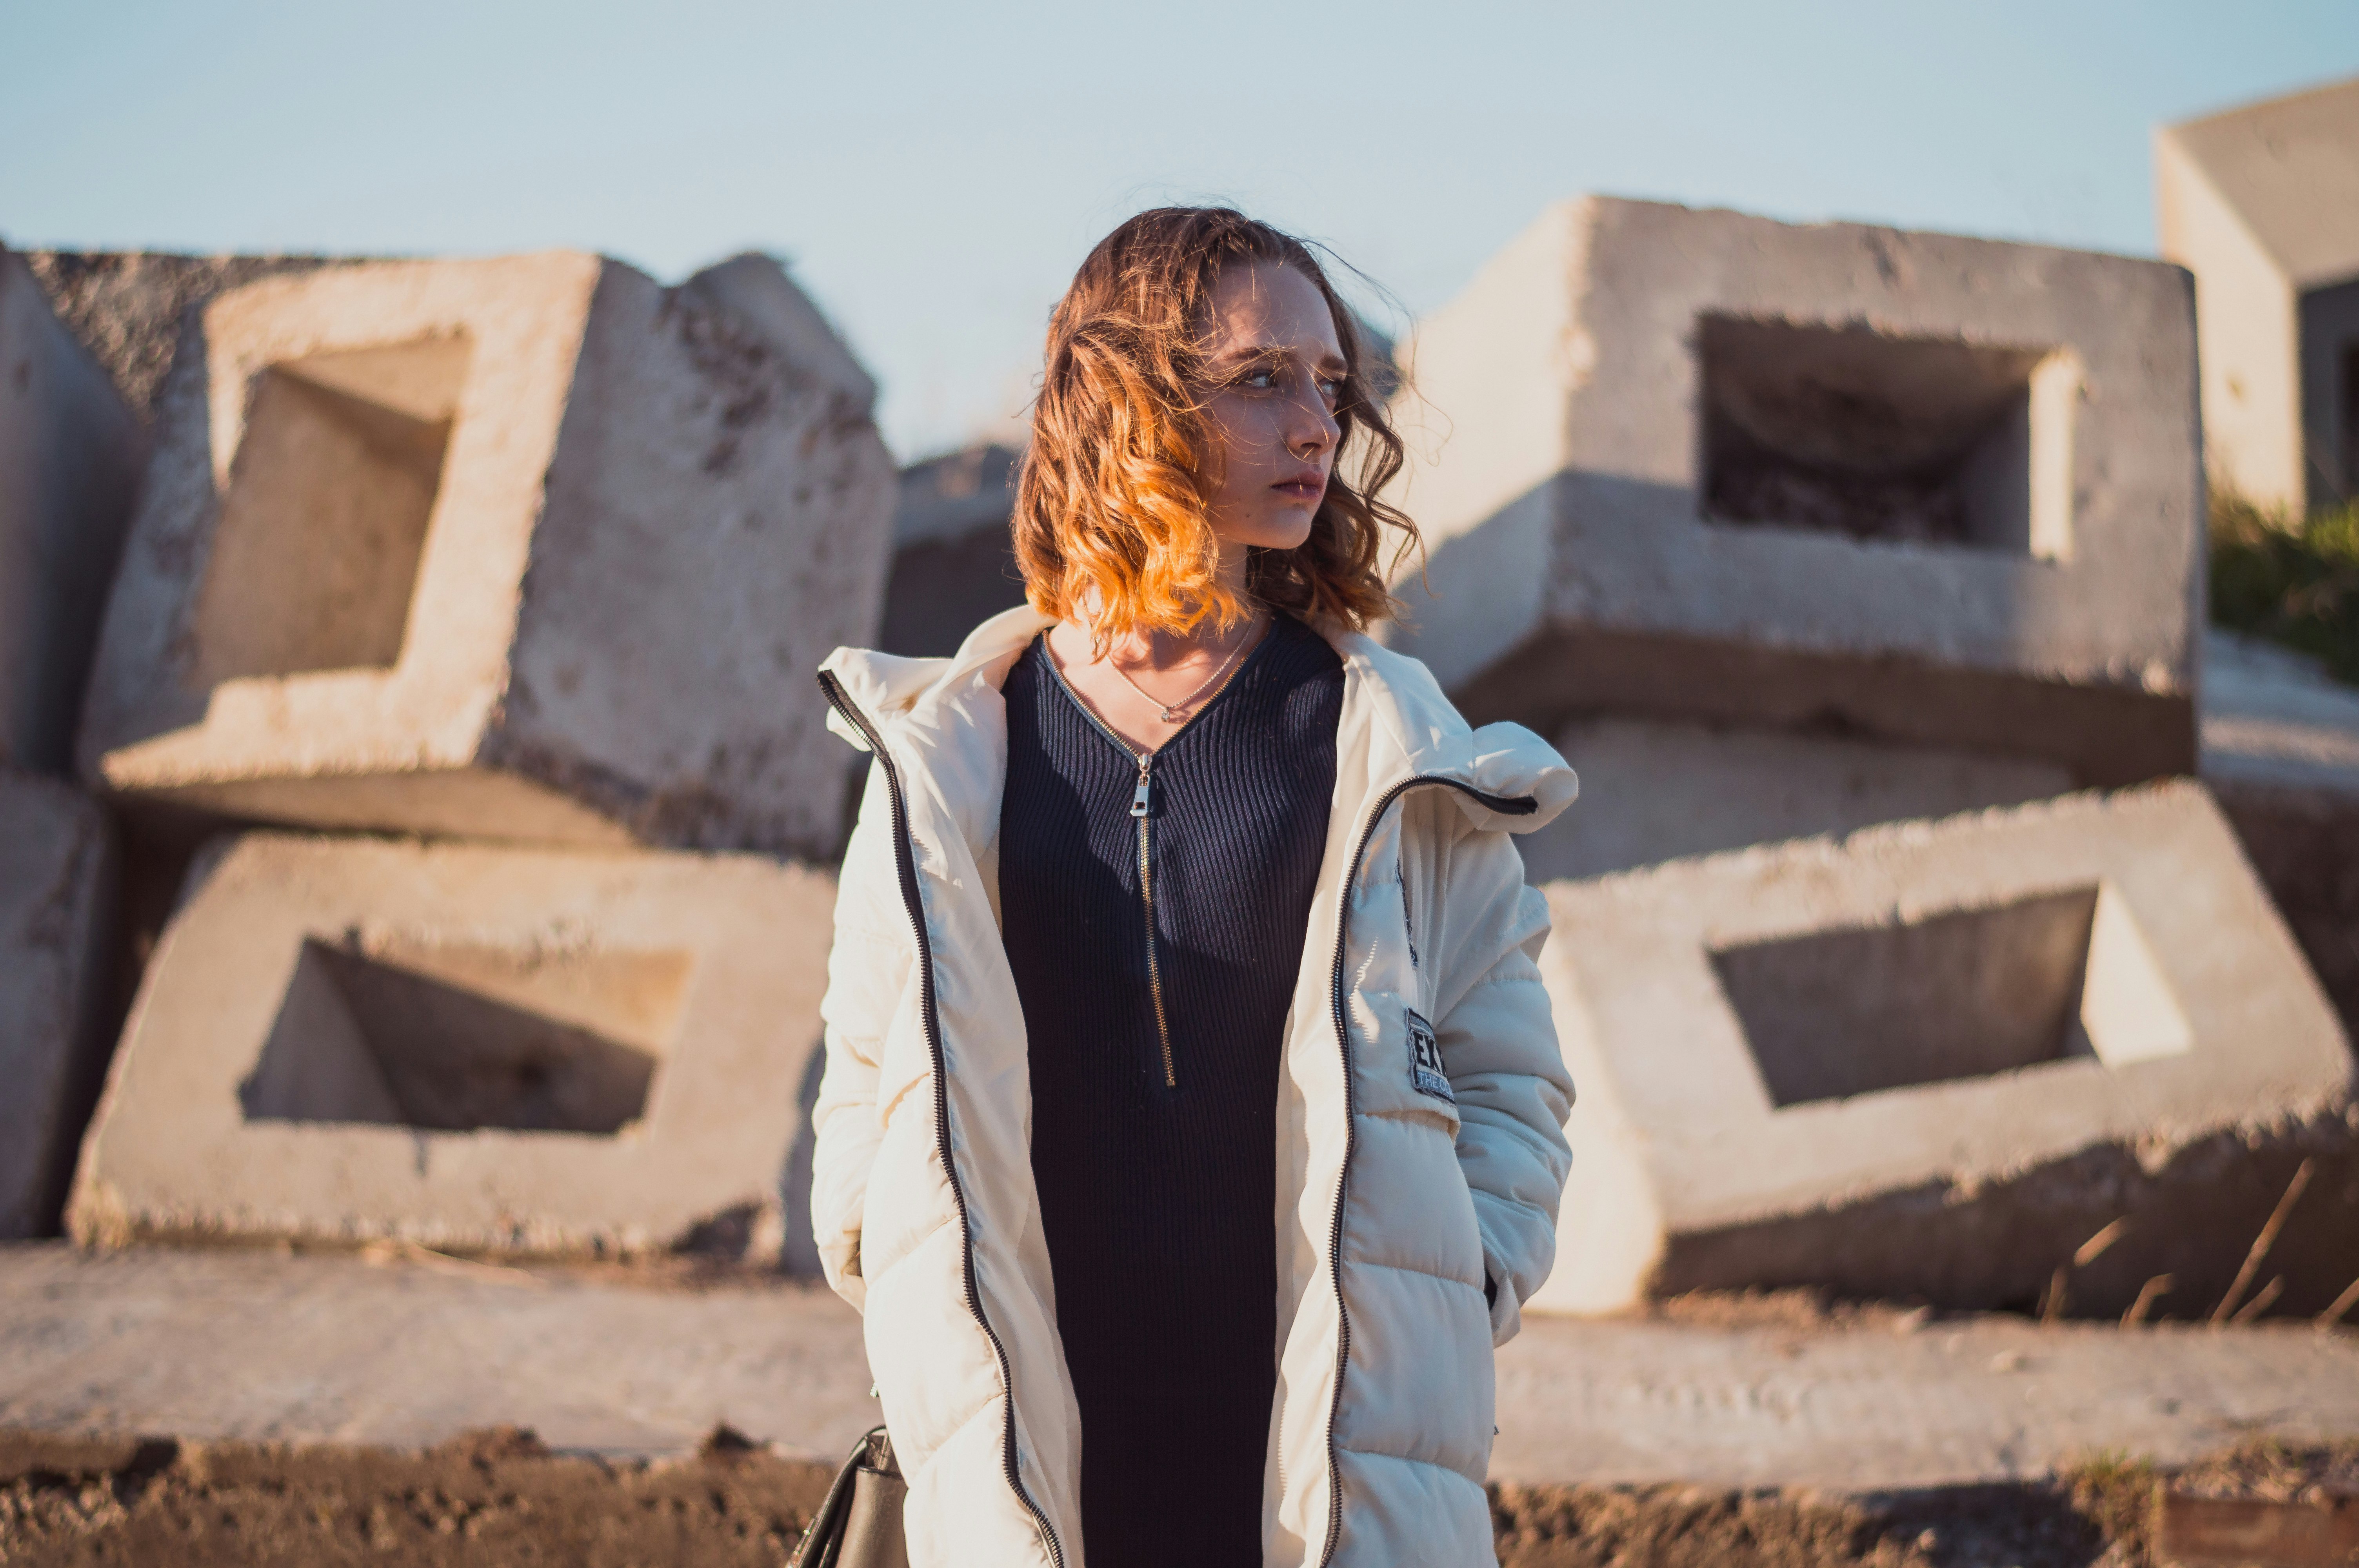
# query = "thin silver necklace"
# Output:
<box><xmin>1103</xmin><ymin>618</ymin><xmax>1262</xmax><ymax>722</ymax></box>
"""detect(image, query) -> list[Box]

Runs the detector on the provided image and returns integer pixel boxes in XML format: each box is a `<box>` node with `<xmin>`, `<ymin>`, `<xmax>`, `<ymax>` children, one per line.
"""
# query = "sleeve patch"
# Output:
<box><xmin>1407</xmin><ymin>1007</ymin><xmax>1454</xmax><ymax>1102</ymax></box>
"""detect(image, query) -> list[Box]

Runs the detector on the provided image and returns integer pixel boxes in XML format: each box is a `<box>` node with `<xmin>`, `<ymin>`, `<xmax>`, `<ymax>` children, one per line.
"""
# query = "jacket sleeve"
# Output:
<box><xmin>810</xmin><ymin>758</ymin><xmax>914</xmax><ymax>1313</ymax></box>
<box><xmin>1430</xmin><ymin>821</ymin><xmax>1574</xmax><ymax>1347</ymax></box>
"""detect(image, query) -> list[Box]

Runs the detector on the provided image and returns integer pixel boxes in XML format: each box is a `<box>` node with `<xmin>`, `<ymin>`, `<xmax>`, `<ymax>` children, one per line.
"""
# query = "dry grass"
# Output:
<box><xmin>2059</xmin><ymin>1450</ymin><xmax>2161</xmax><ymax>1568</ymax></box>
<box><xmin>2211</xmin><ymin>493</ymin><xmax>2359</xmax><ymax>685</ymax></box>
<box><xmin>2171</xmin><ymin>1434</ymin><xmax>2359</xmax><ymax>1505</ymax></box>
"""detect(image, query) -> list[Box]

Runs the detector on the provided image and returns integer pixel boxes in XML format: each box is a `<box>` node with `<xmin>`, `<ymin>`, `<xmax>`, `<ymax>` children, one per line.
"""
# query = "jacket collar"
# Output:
<box><xmin>819</xmin><ymin>604</ymin><xmax>1577</xmax><ymax>834</ymax></box>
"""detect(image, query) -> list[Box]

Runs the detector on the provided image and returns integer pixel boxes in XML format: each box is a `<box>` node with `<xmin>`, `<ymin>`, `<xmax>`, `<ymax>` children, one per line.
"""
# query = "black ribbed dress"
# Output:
<box><xmin>998</xmin><ymin>613</ymin><xmax>1343</xmax><ymax>1567</ymax></box>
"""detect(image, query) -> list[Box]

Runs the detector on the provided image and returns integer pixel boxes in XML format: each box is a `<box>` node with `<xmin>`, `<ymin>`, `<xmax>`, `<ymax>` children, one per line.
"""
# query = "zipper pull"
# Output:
<box><xmin>1130</xmin><ymin>759</ymin><xmax>1152</xmax><ymax>818</ymax></box>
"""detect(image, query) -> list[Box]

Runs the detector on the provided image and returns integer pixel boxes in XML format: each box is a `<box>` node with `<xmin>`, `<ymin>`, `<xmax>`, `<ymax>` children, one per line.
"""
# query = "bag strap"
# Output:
<box><xmin>790</xmin><ymin>1425</ymin><xmax>891</xmax><ymax>1568</ymax></box>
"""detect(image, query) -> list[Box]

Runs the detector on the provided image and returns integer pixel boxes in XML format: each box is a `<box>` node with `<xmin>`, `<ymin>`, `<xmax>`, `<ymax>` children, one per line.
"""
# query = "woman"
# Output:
<box><xmin>811</xmin><ymin>208</ymin><xmax>1577</xmax><ymax>1568</ymax></box>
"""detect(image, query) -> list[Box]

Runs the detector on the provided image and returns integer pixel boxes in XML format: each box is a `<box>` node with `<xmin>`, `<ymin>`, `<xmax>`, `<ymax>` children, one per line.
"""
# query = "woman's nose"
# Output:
<box><xmin>1289</xmin><ymin>394</ymin><xmax>1339</xmax><ymax>459</ymax></box>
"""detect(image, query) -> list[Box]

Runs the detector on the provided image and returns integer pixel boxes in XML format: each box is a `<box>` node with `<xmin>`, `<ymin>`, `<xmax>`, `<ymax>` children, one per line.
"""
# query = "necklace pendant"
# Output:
<box><xmin>1160</xmin><ymin>706</ymin><xmax>1178</xmax><ymax>722</ymax></box>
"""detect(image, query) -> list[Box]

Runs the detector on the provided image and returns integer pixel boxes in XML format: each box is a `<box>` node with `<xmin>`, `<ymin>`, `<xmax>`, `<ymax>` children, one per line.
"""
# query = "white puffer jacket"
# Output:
<box><xmin>811</xmin><ymin>606</ymin><xmax>1578</xmax><ymax>1568</ymax></box>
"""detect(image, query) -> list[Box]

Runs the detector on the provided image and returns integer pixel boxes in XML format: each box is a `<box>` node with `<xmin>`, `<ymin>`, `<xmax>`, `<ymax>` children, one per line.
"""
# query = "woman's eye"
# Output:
<box><xmin>1242</xmin><ymin>367</ymin><xmax>1279</xmax><ymax>389</ymax></box>
<box><xmin>1319</xmin><ymin>378</ymin><xmax>1344</xmax><ymax>402</ymax></box>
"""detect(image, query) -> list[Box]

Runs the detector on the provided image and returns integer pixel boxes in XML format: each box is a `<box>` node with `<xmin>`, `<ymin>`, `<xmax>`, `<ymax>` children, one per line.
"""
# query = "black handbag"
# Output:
<box><xmin>789</xmin><ymin>1425</ymin><xmax>908</xmax><ymax>1568</ymax></box>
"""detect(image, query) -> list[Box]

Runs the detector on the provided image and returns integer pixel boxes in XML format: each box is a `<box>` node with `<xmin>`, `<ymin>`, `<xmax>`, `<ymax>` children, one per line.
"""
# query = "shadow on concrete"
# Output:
<box><xmin>1658</xmin><ymin>1113</ymin><xmax>2359</xmax><ymax>1320</ymax></box>
<box><xmin>73</xmin><ymin>319</ymin><xmax>217</xmax><ymax>760</ymax></box>
<box><xmin>238</xmin><ymin>940</ymin><xmax>666</xmax><ymax>1136</ymax></box>
<box><xmin>878</xmin><ymin>528</ymin><xmax>1027</xmax><ymax>659</ymax></box>
<box><xmin>776</xmin><ymin>1039</ymin><xmax>827</xmax><ymax>1279</ymax></box>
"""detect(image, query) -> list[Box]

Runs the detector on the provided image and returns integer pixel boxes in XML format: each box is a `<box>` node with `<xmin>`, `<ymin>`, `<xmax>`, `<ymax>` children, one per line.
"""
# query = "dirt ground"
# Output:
<box><xmin>7</xmin><ymin>1426</ymin><xmax>2349</xmax><ymax>1568</ymax></box>
<box><xmin>0</xmin><ymin>1426</ymin><xmax>831</xmax><ymax>1567</ymax></box>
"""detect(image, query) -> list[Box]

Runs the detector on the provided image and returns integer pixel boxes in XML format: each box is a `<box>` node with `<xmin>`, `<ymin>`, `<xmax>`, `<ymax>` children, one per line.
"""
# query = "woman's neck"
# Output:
<box><xmin>1043</xmin><ymin>596</ymin><xmax>1272</xmax><ymax>754</ymax></box>
<box><xmin>1092</xmin><ymin>610</ymin><xmax>1263</xmax><ymax>671</ymax></box>
<box><xmin>1072</xmin><ymin>540</ymin><xmax>1260</xmax><ymax>671</ymax></box>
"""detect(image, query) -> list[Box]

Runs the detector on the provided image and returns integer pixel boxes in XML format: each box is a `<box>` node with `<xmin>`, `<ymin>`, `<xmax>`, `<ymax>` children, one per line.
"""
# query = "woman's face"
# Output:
<box><xmin>1195</xmin><ymin>260</ymin><xmax>1346</xmax><ymax>557</ymax></box>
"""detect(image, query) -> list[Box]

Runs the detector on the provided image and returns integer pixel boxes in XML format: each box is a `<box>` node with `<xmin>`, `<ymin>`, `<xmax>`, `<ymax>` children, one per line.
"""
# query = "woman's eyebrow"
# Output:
<box><xmin>1215</xmin><ymin>343</ymin><xmax>1349</xmax><ymax>374</ymax></box>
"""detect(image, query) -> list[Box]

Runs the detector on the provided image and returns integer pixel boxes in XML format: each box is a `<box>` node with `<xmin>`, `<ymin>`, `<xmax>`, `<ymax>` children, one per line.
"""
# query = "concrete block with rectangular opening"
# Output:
<box><xmin>190</xmin><ymin>337</ymin><xmax>469</xmax><ymax>686</ymax></box>
<box><xmin>1698</xmin><ymin>317</ymin><xmax>2079</xmax><ymax>559</ymax></box>
<box><xmin>1530</xmin><ymin>781</ymin><xmax>2354</xmax><ymax>1318</ymax></box>
<box><xmin>0</xmin><ymin>769</ymin><xmax>115</xmax><ymax>1238</ymax></box>
<box><xmin>76</xmin><ymin>252</ymin><xmax>896</xmax><ymax>856</ymax></box>
<box><xmin>0</xmin><ymin>249</ymin><xmax>147</xmax><ymax>773</ymax></box>
<box><xmin>1386</xmin><ymin>197</ymin><xmax>2202</xmax><ymax>786</ymax></box>
<box><xmin>66</xmin><ymin>833</ymin><xmax>834</xmax><ymax>1259</ymax></box>
<box><xmin>2156</xmin><ymin>76</ymin><xmax>2359</xmax><ymax>513</ymax></box>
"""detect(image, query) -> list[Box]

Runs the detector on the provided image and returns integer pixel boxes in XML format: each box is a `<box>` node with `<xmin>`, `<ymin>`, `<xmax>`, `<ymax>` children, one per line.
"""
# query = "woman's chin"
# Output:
<box><xmin>1222</xmin><ymin>509</ymin><xmax>1317</xmax><ymax>554</ymax></box>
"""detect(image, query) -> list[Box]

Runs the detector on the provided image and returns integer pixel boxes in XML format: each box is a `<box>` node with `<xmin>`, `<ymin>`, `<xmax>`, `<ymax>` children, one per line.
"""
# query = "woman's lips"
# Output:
<box><xmin>1272</xmin><ymin>473</ymin><xmax>1328</xmax><ymax>501</ymax></box>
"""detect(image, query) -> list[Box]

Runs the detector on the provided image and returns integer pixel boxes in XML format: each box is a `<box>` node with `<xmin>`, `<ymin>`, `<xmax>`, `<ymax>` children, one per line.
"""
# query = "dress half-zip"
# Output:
<box><xmin>1044</xmin><ymin>647</ymin><xmax>1258</xmax><ymax>1093</ymax></box>
<box><xmin>1130</xmin><ymin>752</ymin><xmax>1177</xmax><ymax>1087</ymax></box>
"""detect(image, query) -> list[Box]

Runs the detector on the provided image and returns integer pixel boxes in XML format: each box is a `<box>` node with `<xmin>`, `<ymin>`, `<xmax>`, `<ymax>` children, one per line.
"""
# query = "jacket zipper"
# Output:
<box><xmin>1317</xmin><ymin>775</ymin><xmax>1537</xmax><ymax>1568</ymax></box>
<box><xmin>1401</xmin><ymin>875</ymin><xmax>1419</xmax><ymax>970</ymax></box>
<box><xmin>816</xmin><ymin>670</ymin><xmax>1067</xmax><ymax>1568</ymax></box>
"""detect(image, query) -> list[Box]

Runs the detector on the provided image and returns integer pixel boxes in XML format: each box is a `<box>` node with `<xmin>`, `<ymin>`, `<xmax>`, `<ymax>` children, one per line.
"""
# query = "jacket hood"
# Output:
<box><xmin>820</xmin><ymin>604</ymin><xmax>1578</xmax><ymax>834</ymax></box>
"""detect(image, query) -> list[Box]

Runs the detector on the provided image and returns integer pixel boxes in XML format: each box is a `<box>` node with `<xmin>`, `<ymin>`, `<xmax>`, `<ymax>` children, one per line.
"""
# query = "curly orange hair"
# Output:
<box><xmin>1014</xmin><ymin>208</ymin><xmax>1418</xmax><ymax>646</ymax></box>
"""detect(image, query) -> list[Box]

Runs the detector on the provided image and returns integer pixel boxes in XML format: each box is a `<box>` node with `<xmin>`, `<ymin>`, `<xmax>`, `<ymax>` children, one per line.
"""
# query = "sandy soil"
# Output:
<box><xmin>0</xmin><ymin>1426</ymin><xmax>832</xmax><ymax>1567</ymax></box>
<box><xmin>12</xmin><ymin>1426</ymin><xmax>2348</xmax><ymax>1567</ymax></box>
<box><xmin>1492</xmin><ymin>1476</ymin><xmax>2122</xmax><ymax>1568</ymax></box>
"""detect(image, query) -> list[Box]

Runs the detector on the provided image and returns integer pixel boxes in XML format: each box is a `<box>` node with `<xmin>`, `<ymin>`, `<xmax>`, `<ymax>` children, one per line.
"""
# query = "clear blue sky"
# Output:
<box><xmin>6</xmin><ymin>2</ymin><xmax>2354</xmax><ymax>459</ymax></box>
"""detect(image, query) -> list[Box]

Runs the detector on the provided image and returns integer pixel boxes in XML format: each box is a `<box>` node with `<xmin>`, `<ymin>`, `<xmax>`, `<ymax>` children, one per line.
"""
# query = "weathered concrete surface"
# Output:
<box><xmin>4</xmin><ymin>1244</ymin><xmax>2357</xmax><ymax>1489</ymax></box>
<box><xmin>2204</xmin><ymin>629</ymin><xmax>2359</xmax><ymax>799</ymax></box>
<box><xmin>2216</xmin><ymin>784</ymin><xmax>2359</xmax><ymax>1045</ymax></box>
<box><xmin>879</xmin><ymin>442</ymin><xmax>1026</xmax><ymax>657</ymax></box>
<box><xmin>1520</xmin><ymin>717</ymin><xmax>2071</xmax><ymax>882</ymax></box>
<box><xmin>0</xmin><ymin>250</ymin><xmax>147</xmax><ymax>773</ymax></box>
<box><xmin>1492</xmin><ymin>1310</ymin><xmax>2359</xmax><ymax>1489</ymax></box>
<box><xmin>2204</xmin><ymin>630</ymin><xmax>2359</xmax><ymax>1038</ymax></box>
<box><xmin>77</xmin><ymin>251</ymin><xmax>896</xmax><ymax>856</ymax></box>
<box><xmin>0</xmin><ymin>773</ymin><xmax>114</xmax><ymax>1239</ymax></box>
<box><xmin>2156</xmin><ymin>75</ymin><xmax>2359</xmax><ymax>511</ymax></box>
<box><xmin>1387</xmin><ymin>196</ymin><xmax>2203</xmax><ymax>786</ymax></box>
<box><xmin>0</xmin><ymin>1244</ymin><xmax>875</xmax><ymax>1463</ymax></box>
<box><xmin>69</xmin><ymin>833</ymin><xmax>832</xmax><ymax>1260</ymax></box>
<box><xmin>20</xmin><ymin>250</ymin><xmax>350</xmax><ymax>424</ymax></box>
<box><xmin>1536</xmin><ymin>780</ymin><xmax>2356</xmax><ymax>1317</ymax></box>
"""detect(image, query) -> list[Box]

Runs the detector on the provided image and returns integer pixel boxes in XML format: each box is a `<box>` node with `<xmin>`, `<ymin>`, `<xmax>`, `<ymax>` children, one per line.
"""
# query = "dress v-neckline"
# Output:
<box><xmin>1036</xmin><ymin>619</ymin><xmax>1283</xmax><ymax>764</ymax></box>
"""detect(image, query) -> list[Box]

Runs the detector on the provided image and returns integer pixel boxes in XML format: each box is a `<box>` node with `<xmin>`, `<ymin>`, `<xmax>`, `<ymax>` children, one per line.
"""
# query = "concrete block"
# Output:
<box><xmin>1520</xmin><ymin>717</ymin><xmax>2072</xmax><ymax>882</ymax></box>
<box><xmin>2202</xmin><ymin>629</ymin><xmax>2359</xmax><ymax>1037</ymax></box>
<box><xmin>0</xmin><ymin>769</ymin><xmax>116</xmax><ymax>1238</ymax></box>
<box><xmin>878</xmin><ymin>442</ymin><xmax>1025</xmax><ymax>657</ymax></box>
<box><xmin>1534</xmin><ymin>781</ymin><xmax>2355</xmax><ymax>1317</ymax></box>
<box><xmin>0</xmin><ymin>250</ymin><xmax>147</xmax><ymax>772</ymax></box>
<box><xmin>1387</xmin><ymin>197</ymin><xmax>2203</xmax><ymax>785</ymax></box>
<box><xmin>2203</xmin><ymin>629</ymin><xmax>2359</xmax><ymax>800</ymax></box>
<box><xmin>77</xmin><ymin>252</ymin><xmax>896</xmax><ymax>856</ymax></box>
<box><xmin>67</xmin><ymin>832</ymin><xmax>832</xmax><ymax>1258</ymax></box>
<box><xmin>2155</xmin><ymin>76</ymin><xmax>2359</xmax><ymax>512</ymax></box>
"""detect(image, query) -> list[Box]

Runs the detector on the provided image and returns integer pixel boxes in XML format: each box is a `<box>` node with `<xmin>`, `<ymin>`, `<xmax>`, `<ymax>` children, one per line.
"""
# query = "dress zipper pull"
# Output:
<box><xmin>1130</xmin><ymin>759</ymin><xmax>1152</xmax><ymax>818</ymax></box>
